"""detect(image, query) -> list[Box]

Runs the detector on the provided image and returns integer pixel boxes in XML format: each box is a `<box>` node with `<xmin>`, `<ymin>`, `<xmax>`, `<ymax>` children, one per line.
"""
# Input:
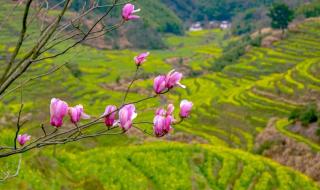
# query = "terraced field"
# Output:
<box><xmin>0</xmin><ymin>143</ymin><xmax>318</xmax><ymax>190</ymax></box>
<box><xmin>171</xmin><ymin>20</ymin><xmax>320</xmax><ymax>151</ymax></box>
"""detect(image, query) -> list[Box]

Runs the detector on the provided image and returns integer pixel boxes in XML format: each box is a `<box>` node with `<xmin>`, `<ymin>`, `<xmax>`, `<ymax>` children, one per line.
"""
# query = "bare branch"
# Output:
<box><xmin>33</xmin><ymin>5</ymin><xmax>124</xmax><ymax>62</ymax></box>
<box><xmin>0</xmin><ymin>146</ymin><xmax>14</xmax><ymax>151</ymax></box>
<box><xmin>13</xmin><ymin>103</ymin><xmax>24</xmax><ymax>150</ymax></box>
<box><xmin>39</xmin><ymin>20</ymin><xmax>124</xmax><ymax>55</ymax></box>
<box><xmin>0</xmin><ymin>62</ymin><xmax>67</xmax><ymax>99</ymax></box>
<box><xmin>0</xmin><ymin>0</ymin><xmax>22</xmax><ymax>32</ymax></box>
<box><xmin>0</xmin><ymin>0</ymin><xmax>123</xmax><ymax>95</ymax></box>
<box><xmin>0</xmin><ymin>154</ymin><xmax>22</xmax><ymax>182</ymax></box>
<box><xmin>0</xmin><ymin>89</ymin><xmax>171</xmax><ymax>158</ymax></box>
<box><xmin>0</xmin><ymin>0</ymin><xmax>33</xmax><ymax>83</ymax></box>
<box><xmin>53</xmin><ymin>0</ymin><xmax>132</xmax><ymax>38</ymax></box>
<box><xmin>123</xmin><ymin>66</ymin><xmax>140</xmax><ymax>104</ymax></box>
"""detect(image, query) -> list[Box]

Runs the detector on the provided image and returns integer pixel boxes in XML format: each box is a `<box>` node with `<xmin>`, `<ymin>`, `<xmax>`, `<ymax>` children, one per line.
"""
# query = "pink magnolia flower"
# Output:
<box><xmin>153</xmin><ymin>115</ymin><xmax>172</xmax><ymax>137</ymax></box>
<box><xmin>103</xmin><ymin>105</ymin><xmax>117</xmax><ymax>127</ymax></box>
<box><xmin>153</xmin><ymin>75</ymin><xmax>166</xmax><ymax>94</ymax></box>
<box><xmin>119</xmin><ymin>104</ymin><xmax>137</xmax><ymax>131</ymax></box>
<box><xmin>68</xmin><ymin>105</ymin><xmax>90</xmax><ymax>124</ymax></box>
<box><xmin>134</xmin><ymin>52</ymin><xmax>150</xmax><ymax>66</ymax></box>
<box><xmin>156</xmin><ymin>108</ymin><xmax>166</xmax><ymax>116</ymax></box>
<box><xmin>50</xmin><ymin>98</ymin><xmax>69</xmax><ymax>128</ymax></box>
<box><xmin>167</xmin><ymin>104</ymin><xmax>174</xmax><ymax>116</ymax></box>
<box><xmin>122</xmin><ymin>3</ymin><xmax>140</xmax><ymax>21</ymax></box>
<box><xmin>17</xmin><ymin>134</ymin><xmax>31</xmax><ymax>146</ymax></box>
<box><xmin>166</xmin><ymin>70</ymin><xmax>186</xmax><ymax>89</ymax></box>
<box><xmin>163</xmin><ymin>115</ymin><xmax>173</xmax><ymax>133</ymax></box>
<box><xmin>180</xmin><ymin>100</ymin><xmax>193</xmax><ymax>118</ymax></box>
<box><xmin>156</xmin><ymin>104</ymin><xmax>174</xmax><ymax>117</ymax></box>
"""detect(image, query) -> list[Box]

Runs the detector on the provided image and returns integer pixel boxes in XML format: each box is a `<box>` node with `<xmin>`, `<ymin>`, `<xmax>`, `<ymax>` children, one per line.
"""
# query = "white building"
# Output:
<box><xmin>189</xmin><ymin>22</ymin><xmax>203</xmax><ymax>31</ymax></box>
<box><xmin>220</xmin><ymin>21</ymin><xmax>231</xmax><ymax>30</ymax></box>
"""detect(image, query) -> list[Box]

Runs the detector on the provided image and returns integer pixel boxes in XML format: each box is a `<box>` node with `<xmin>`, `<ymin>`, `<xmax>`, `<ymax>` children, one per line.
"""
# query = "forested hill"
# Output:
<box><xmin>46</xmin><ymin>0</ymin><xmax>320</xmax><ymax>48</ymax></box>
<box><xmin>161</xmin><ymin>0</ymin><xmax>275</xmax><ymax>21</ymax></box>
<box><xmin>66</xmin><ymin>0</ymin><xmax>308</xmax><ymax>22</ymax></box>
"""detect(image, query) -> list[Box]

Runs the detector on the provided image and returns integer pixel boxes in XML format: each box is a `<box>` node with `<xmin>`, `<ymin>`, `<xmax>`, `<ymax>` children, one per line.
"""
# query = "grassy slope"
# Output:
<box><xmin>0</xmin><ymin>143</ymin><xmax>319</xmax><ymax>190</ymax></box>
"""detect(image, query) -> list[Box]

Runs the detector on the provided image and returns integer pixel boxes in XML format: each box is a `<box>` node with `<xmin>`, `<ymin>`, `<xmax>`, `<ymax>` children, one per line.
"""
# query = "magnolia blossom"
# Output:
<box><xmin>154</xmin><ymin>104</ymin><xmax>175</xmax><ymax>137</ymax></box>
<box><xmin>180</xmin><ymin>100</ymin><xmax>193</xmax><ymax>118</ymax></box>
<box><xmin>17</xmin><ymin>134</ymin><xmax>31</xmax><ymax>146</ymax></box>
<box><xmin>153</xmin><ymin>75</ymin><xmax>166</xmax><ymax>94</ymax></box>
<box><xmin>134</xmin><ymin>52</ymin><xmax>149</xmax><ymax>66</ymax></box>
<box><xmin>156</xmin><ymin>104</ymin><xmax>174</xmax><ymax>116</ymax></box>
<box><xmin>68</xmin><ymin>105</ymin><xmax>90</xmax><ymax>124</ymax></box>
<box><xmin>119</xmin><ymin>104</ymin><xmax>137</xmax><ymax>131</ymax></box>
<box><xmin>166</xmin><ymin>70</ymin><xmax>186</xmax><ymax>89</ymax></box>
<box><xmin>50</xmin><ymin>98</ymin><xmax>68</xmax><ymax>128</ymax></box>
<box><xmin>122</xmin><ymin>3</ymin><xmax>140</xmax><ymax>21</ymax></box>
<box><xmin>153</xmin><ymin>115</ymin><xmax>172</xmax><ymax>137</ymax></box>
<box><xmin>156</xmin><ymin>108</ymin><xmax>166</xmax><ymax>116</ymax></box>
<box><xmin>167</xmin><ymin>104</ymin><xmax>174</xmax><ymax>116</ymax></box>
<box><xmin>103</xmin><ymin>105</ymin><xmax>117</xmax><ymax>127</ymax></box>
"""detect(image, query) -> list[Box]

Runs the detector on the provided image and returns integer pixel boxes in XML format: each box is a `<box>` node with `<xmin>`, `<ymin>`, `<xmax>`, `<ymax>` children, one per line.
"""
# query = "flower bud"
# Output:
<box><xmin>134</xmin><ymin>52</ymin><xmax>149</xmax><ymax>66</ymax></box>
<box><xmin>50</xmin><ymin>98</ymin><xmax>68</xmax><ymax>128</ymax></box>
<box><xmin>153</xmin><ymin>75</ymin><xmax>166</xmax><ymax>94</ymax></box>
<box><xmin>17</xmin><ymin>134</ymin><xmax>31</xmax><ymax>146</ymax></box>
<box><xmin>119</xmin><ymin>104</ymin><xmax>137</xmax><ymax>131</ymax></box>
<box><xmin>68</xmin><ymin>104</ymin><xmax>90</xmax><ymax>124</ymax></box>
<box><xmin>103</xmin><ymin>105</ymin><xmax>117</xmax><ymax>127</ymax></box>
<box><xmin>179</xmin><ymin>100</ymin><xmax>193</xmax><ymax>118</ymax></box>
<box><xmin>122</xmin><ymin>3</ymin><xmax>140</xmax><ymax>21</ymax></box>
<box><xmin>166</xmin><ymin>70</ymin><xmax>185</xmax><ymax>89</ymax></box>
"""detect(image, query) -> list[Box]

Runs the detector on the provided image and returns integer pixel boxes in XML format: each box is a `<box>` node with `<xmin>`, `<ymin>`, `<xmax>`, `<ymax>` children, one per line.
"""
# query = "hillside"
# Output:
<box><xmin>0</xmin><ymin>143</ymin><xmax>318</xmax><ymax>190</ymax></box>
<box><xmin>46</xmin><ymin>0</ymin><xmax>318</xmax><ymax>48</ymax></box>
<box><xmin>169</xmin><ymin>19</ymin><xmax>320</xmax><ymax>150</ymax></box>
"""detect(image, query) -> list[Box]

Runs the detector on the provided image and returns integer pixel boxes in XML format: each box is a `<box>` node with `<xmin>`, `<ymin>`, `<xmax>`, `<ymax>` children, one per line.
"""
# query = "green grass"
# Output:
<box><xmin>0</xmin><ymin>143</ymin><xmax>318</xmax><ymax>190</ymax></box>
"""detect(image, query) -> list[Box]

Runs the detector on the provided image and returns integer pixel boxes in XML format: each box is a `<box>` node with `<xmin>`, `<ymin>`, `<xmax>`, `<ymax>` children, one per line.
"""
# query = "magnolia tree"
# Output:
<box><xmin>0</xmin><ymin>0</ymin><xmax>193</xmax><ymax>180</ymax></box>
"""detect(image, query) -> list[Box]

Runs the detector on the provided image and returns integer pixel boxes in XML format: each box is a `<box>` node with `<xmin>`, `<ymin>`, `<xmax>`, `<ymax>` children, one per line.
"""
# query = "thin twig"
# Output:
<box><xmin>133</xmin><ymin>125</ymin><xmax>153</xmax><ymax>136</ymax></box>
<box><xmin>53</xmin><ymin>0</ymin><xmax>132</xmax><ymax>37</ymax></box>
<box><xmin>0</xmin><ymin>63</ymin><xmax>67</xmax><ymax>100</ymax></box>
<box><xmin>0</xmin><ymin>0</ymin><xmax>21</xmax><ymax>32</ymax></box>
<box><xmin>0</xmin><ymin>154</ymin><xmax>22</xmax><ymax>182</ymax></box>
<box><xmin>0</xmin><ymin>89</ymin><xmax>170</xmax><ymax>158</ymax></box>
<box><xmin>123</xmin><ymin>66</ymin><xmax>139</xmax><ymax>104</ymax></box>
<box><xmin>0</xmin><ymin>146</ymin><xmax>14</xmax><ymax>151</ymax></box>
<box><xmin>0</xmin><ymin>0</ymin><xmax>33</xmax><ymax>83</ymax></box>
<box><xmin>74</xmin><ymin>123</ymin><xmax>82</xmax><ymax>135</ymax></box>
<box><xmin>13</xmin><ymin>103</ymin><xmax>24</xmax><ymax>150</ymax></box>
<box><xmin>33</xmin><ymin>2</ymin><xmax>123</xmax><ymax>63</ymax></box>
<box><xmin>41</xmin><ymin>124</ymin><xmax>47</xmax><ymax>137</ymax></box>
<box><xmin>0</xmin><ymin>0</ymin><xmax>125</xmax><ymax>95</ymax></box>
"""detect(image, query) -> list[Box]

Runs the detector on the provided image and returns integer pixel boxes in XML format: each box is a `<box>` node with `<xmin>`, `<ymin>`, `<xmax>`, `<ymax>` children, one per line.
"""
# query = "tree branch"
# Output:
<box><xmin>0</xmin><ymin>0</ymin><xmax>33</xmax><ymax>83</ymax></box>
<box><xmin>0</xmin><ymin>88</ymin><xmax>171</xmax><ymax>158</ymax></box>
<box><xmin>0</xmin><ymin>62</ymin><xmax>68</xmax><ymax>100</ymax></box>
<box><xmin>123</xmin><ymin>66</ymin><xmax>140</xmax><ymax>104</ymax></box>
<box><xmin>13</xmin><ymin>103</ymin><xmax>24</xmax><ymax>150</ymax></box>
<box><xmin>0</xmin><ymin>154</ymin><xmax>22</xmax><ymax>182</ymax></box>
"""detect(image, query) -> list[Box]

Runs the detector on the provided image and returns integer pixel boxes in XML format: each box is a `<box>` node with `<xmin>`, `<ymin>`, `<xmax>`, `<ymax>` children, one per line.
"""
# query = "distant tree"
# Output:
<box><xmin>268</xmin><ymin>3</ymin><xmax>294</xmax><ymax>32</ymax></box>
<box><xmin>296</xmin><ymin>0</ymin><xmax>320</xmax><ymax>18</ymax></box>
<box><xmin>288</xmin><ymin>104</ymin><xmax>319</xmax><ymax>126</ymax></box>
